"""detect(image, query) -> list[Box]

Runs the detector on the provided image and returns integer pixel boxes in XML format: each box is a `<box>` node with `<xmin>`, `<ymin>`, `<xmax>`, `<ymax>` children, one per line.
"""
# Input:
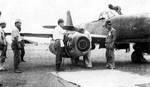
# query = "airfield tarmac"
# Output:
<box><xmin>0</xmin><ymin>44</ymin><xmax>150</xmax><ymax>87</ymax></box>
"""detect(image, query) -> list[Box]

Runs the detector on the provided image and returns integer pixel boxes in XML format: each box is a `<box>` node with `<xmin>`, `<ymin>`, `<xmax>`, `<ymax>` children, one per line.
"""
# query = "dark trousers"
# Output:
<box><xmin>0</xmin><ymin>45</ymin><xmax>7</xmax><ymax>63</ymax></box>
<box><xmin>106</xmin><ymin>48</ymin><xmax>115</xmax><ymax>67</ymax></box>
<box><xmin>13</xmin><ymin>49</ymin><xmax>21</xmax><ymax>70</ymax></box>
<box><xmin>55</xmin><ymin>40</ymin><xmax>63</xmax><ymax>69</ymax></box>
<box><xmin>20</xmin><ymin>47</ymin><xmax>25</xmax><ymax>61</ymax></box>
<box><xmin>11</xmin><ymin>41</ymin><xmax>21</xmax><ymax>70</ymax></box>
<box><xmin>1</xmin><ymin>45</ymin><xmax>7</xmax><ymax>57</ymax></box>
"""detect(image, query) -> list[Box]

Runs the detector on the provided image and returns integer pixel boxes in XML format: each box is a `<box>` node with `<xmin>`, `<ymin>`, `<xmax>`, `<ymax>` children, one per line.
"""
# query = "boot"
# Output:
<box><xmin>56</xmin><ymin>64</ymin><xmax>64</xmax><ymax>72</ymax></box>
<box><xmin>21</xmin><ymin>59</ymin><xmax>26</xmax><ymax>62</ymax></box>
<box><xmin>14</xmin><ymin>69</ymin><xmax>22</xmax><ymax>73</ymax></box>
<box><xmin>14</xmin><ymin>66</ymin><xmax>23</xmax><ymax>73</ymax></box>
<box><xmin>21</xmin><ymin>57</ymin><xmax>26</xmax><ymax>62</ymax></box>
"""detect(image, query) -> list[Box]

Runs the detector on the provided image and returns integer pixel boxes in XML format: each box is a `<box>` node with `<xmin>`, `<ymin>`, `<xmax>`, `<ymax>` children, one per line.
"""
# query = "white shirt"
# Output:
<box><xmin>0</xmin><ymin>27</ymin><xmax>6</xmax><ymax>45</ymax></box>
<box><xmin>0</xmin><ymin>27</ymin><xmax>5</xmax><ymax>39</ymax></box>
<box><xmin>53</xmin><ymin>25</ymin><xmax>66</xmax><ymax>40</ymax></box>
<box><xmin>11</xmin><ymin>27</ymin><xmax>22</xmax><ymax>41</ymax></box>
<box><xmin>53</xmin><ymin>25</ymin><xmax>66</xmax><ymax>47</ymax></box>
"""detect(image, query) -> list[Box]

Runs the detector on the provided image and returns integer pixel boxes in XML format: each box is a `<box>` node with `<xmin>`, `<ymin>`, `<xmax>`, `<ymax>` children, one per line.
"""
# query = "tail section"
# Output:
<box><xmin>66</xmin><ymin>10</ymin><xmax>73</xmax><ymax>26</ymax></box>
<box><xmin>63</xmin><ymin>10</ymin><xmax>76</xmax><ymax>31</ymax></box>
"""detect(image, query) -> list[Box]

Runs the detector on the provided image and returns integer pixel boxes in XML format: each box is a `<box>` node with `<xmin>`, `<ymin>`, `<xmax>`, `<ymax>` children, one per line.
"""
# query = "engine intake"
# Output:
<box><xmin>77</xmin><ymin>36</ymin><xmax>90</xmax><ymax>52</ymax></box>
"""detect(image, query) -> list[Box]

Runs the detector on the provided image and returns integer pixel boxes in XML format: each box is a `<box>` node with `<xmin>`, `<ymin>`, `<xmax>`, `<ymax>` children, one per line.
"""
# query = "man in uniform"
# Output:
<box><xmin>0</xmin><ymin>22</ymin><xmax>7</xmax><ymax>71</ymax></box>
<box><xmin>108</xmin><ymin>4</ymin><xmax>122</xmax><ymax>15</ymax></box>
<box><xmin>17</xmin><ymin>21</ymin><xmax>25</xmax><ymax>62</ymax></box>
<box><xmin>11</xmin><ymin>20</ymin><xmax>24</xmax><ymax>73</ymax></box>
<box><xmin>53</xmin><ymin>19</ymin><xmax>66</xmax><ymax>71</ymax></box>
<box><xmin>104</xmin><ymin>20</ymin><xmax>116</xmax><ymax>69</ymax></box>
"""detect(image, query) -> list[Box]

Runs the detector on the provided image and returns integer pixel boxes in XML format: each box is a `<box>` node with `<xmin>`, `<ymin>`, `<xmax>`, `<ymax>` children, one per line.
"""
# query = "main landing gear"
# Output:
<box><xmin>131</xmin><ymin>43</ymin><xmax>148</xmax><ymax>63</ymax></box>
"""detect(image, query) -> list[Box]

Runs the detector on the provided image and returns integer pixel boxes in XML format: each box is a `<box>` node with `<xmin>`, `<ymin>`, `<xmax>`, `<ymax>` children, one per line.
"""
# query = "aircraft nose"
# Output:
<box><xmin>77</xmin><ymin>36</ymin><xmax>90</xmax><ymax>52</ymax></box>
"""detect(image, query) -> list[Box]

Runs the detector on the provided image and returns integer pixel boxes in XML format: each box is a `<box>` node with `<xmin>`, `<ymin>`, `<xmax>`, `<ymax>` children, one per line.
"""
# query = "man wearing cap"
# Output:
<box><xmin>104</xmin><ymin>20</ymin><xmax>116</xmax><ymax>69</ymax></box>
<box><xmin>11</xmin><ymin>20</ymin><xmax>24</xmax><ymax>73</ymax></box>
<box><xmin>53</xmin><ymin>19</ymin><xmax>66</xmax><ymax>71</ymax></box>
<box><xmin>108</xmin><ymin>4</ymin><xmax>122</xmax><ymax>15</ymax></box>
<box><xmin>0</xmin><ymin>22</ymin><xmax>7</xmax><ymax>71</ymax></box>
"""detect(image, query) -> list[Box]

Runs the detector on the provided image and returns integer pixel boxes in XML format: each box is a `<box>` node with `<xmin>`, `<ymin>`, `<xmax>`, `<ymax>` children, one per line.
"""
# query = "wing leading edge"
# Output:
<box><xmin>6</xmin><ymin>33</ymin><xmax>52</xmax><ymax>38</ymax></box>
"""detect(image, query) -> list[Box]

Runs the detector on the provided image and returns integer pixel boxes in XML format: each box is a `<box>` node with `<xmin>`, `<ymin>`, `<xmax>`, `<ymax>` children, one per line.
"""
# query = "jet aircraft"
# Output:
<box><xmin>82</xmin><ymin>12</ymin><xmax>150</xmax><ymax>63</ymax></box>
<box><xmin>44</xmin><ymin>11</ymin><xmax>150</xmax><ymax>64</ymax></box>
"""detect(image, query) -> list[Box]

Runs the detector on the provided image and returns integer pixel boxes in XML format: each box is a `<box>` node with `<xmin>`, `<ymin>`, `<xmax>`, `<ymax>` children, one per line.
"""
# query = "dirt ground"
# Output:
<box><xmin>0</xmin><ymin>44</ymin><xmax>150</xmax><ymax>87</ymax></box>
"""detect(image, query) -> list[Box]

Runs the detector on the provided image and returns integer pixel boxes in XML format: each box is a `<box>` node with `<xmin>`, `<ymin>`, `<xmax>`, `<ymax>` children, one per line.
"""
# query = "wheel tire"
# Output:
<box><xmin>131</xmin><ymin>51</ymin><xmax>139</xmax><ymax>63</ymax></box>
<box><xmin>131</xmin><ymin>51</ymin><xmax>147</xmax><ymax>63</ymax></box>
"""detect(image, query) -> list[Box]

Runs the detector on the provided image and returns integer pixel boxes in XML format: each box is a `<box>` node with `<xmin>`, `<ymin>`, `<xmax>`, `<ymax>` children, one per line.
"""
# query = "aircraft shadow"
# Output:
<box><xmin>1</xmin><ymin>58</ymin><xmax>150</xmax><ymax>76</ymax></box>
<box><xmin>56</xmin><ymin>61</ymin><xmax>150</xmax><ymax>76</ymax></box>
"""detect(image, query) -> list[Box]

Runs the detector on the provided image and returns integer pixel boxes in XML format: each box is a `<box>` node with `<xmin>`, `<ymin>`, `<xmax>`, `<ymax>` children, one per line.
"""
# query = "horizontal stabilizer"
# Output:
<box><xmin>63</xmin><ymin>26</ymin><xmax>76</xmax><ymax>31</ymax></box>
<box><xmin>43</xmin><ymin>25</ymin><xmax>56</xmax><ymax>29</ymax></box>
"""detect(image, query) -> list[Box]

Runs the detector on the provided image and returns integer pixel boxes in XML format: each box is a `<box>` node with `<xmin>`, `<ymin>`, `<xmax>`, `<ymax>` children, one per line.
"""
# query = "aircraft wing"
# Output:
<box><xmin>5</xmin><ymin>32</ymin><xmax>52</xmax><ymax>44</ymax></box>
<box><xmin>91</xmin><ymin>34</ymin><xmax>106</xmax><ymax>48</ymax></box>
<box><xmin>6</xmin><ymin>33</ymin><xmax>52</xmax><ymax>38</ymax></box>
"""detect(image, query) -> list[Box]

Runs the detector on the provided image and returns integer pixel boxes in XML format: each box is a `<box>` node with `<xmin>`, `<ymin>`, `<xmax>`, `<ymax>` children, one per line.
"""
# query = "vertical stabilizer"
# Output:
<box><xmin>66</xmin><ymin>10</ymin><xmax>73</xmax><ymax>26</ymax></box>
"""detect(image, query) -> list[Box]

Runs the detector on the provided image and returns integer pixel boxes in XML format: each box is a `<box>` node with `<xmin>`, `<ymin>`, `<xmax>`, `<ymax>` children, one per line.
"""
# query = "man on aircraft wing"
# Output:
<box><xmin>98</xmin><ymin>4</ymin><xmax>122</xmax><ymax>21</ymax></box>
<box><xmin>108</xmin><ymin>4</ymin><xmax>122</xmax><ymax>15</ymax></box>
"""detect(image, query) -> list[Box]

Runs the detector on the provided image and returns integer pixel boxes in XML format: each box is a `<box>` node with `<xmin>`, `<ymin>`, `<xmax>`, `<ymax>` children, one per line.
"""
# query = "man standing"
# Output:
<box><xmin>108</xmin><ymin>4</ymin><xmax>122</xmax><ymax>15</ymax></box>
<box><xmin>53</xmin><ymin>19</ymin><xmax>66</xmax><ymax>71</ymax></box>
<box><xmin>104</xmin><ymin>20</ymin><xmax>116</xmax><ymax>69</ymax></box>
<box><xmin>0</xmin><ymin>22</ymin><xmax>7</xmax><ymax>71</ymax></box>
<box><xmin>17</xmin><ymin>21</ymin><xmax>25</xmax><ymax>62</ymax></box>
<box><xmin>11</xmin><ymin>20</ymin><xmax>24</xmax><ymax>73</ymax></box>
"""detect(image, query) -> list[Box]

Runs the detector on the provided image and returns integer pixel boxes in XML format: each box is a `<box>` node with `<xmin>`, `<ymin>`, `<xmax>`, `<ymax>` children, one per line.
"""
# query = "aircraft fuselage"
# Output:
<box><xmin>85</xmin><ymin>14</ymin><xmax>150</xmax><ymax>43</ymax></box>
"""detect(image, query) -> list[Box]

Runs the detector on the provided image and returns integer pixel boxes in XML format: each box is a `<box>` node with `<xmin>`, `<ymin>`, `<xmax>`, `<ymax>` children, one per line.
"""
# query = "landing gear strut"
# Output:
<box><xmin>131</xmin><ymin>44</ymin><xmax>148</xmax><ymax>63</ymax></box>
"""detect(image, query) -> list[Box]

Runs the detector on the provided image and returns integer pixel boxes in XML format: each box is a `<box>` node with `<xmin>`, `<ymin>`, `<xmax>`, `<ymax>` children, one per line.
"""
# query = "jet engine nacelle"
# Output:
<box><xmin>49</xmin><ymin>32</ymin><xmax>91</xmax><ymax>58</ymax></box>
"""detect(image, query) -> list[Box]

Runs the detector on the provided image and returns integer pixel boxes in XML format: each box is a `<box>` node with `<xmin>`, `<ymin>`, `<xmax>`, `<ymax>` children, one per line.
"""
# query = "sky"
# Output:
<box><xmin>0</xmin><ymin>0</ymin><xmax>150</xmax><ymax>33</ymax></box>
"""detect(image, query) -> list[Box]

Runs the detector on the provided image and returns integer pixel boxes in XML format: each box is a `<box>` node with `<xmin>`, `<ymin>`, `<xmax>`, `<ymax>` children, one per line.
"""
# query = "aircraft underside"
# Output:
<box><xmin>92</xmin><ymin>38</ymin><xmax>150</xmax><ymax>64</ymax></box>
<box><xmin>131</xmin><ymin>42</ymin><xmax>150</xmax><ymax>63</ymax></box>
